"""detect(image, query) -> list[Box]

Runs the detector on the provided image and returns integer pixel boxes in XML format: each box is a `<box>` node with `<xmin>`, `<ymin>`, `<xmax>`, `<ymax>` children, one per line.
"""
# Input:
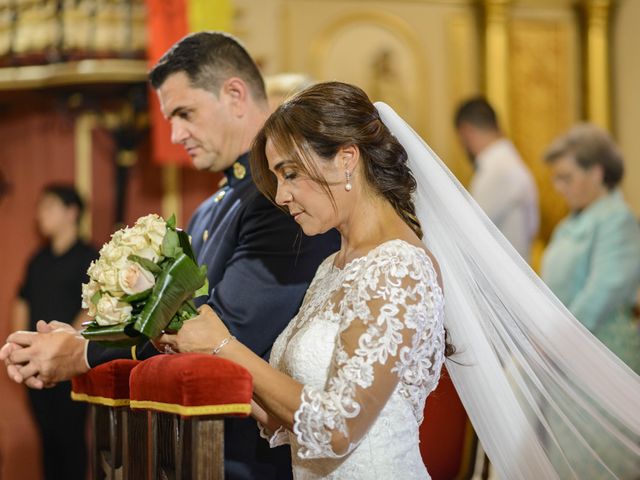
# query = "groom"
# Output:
<box><xmin>1</xmin><ymin>32</ymin><xmax>339</xmax><ymax>479</ymax></box>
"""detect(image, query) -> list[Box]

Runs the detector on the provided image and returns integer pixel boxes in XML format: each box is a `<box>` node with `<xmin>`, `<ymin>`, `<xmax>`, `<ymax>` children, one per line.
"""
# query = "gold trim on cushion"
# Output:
<box><xmin>71</xmin><ymin>391</ymin><xmax>130</xmax><ymax>407</ymax></box>
<box><xmin>129</xmin><ymin>400</ymin><xmax>251</xmax><ymax>417</ymax></box>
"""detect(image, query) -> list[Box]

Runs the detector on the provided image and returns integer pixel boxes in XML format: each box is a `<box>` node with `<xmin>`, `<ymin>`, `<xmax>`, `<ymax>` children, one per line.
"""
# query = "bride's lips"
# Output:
<box><xmin>290</xmin><ymin>210</ymin><xmax>305</xmax><ymax>221</ymax></box>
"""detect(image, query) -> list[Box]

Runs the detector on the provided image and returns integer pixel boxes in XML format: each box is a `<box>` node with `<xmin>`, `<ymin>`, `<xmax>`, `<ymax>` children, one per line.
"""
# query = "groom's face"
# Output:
<box><xmin>157</xmin><ymin>72</ymin><xmax>238</xmax><ymax>173</ymax></box>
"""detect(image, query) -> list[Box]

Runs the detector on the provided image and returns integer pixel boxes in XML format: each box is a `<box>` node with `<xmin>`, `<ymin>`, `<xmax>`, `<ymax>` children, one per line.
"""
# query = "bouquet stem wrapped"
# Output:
<box><xmin>81</xmin><ymin>214</ymin><xmax>207</xmax><ymax>347</ymax></box>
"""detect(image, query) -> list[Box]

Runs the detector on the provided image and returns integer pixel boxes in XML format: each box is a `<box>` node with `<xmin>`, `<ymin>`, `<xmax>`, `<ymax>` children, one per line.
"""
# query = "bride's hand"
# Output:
<box><xmin>155</xmin><ymin>305</ymin><xmax>230</xmax><ymax>354</ymax></box>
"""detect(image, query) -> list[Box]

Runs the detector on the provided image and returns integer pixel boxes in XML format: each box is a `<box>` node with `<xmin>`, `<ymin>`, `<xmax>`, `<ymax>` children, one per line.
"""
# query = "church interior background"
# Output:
<box><xmin>0</xmin><ymin>0</ymin><xmax>638</xmax><ymax>478</ymax></box>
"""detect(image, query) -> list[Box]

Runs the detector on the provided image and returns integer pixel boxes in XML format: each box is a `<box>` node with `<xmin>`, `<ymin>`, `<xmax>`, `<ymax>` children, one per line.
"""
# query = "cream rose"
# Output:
<box><xmin>108</xmin><ymin>229</ymin><xmax>124</xmax><ymax>246</ymax></box>
<box><xmin>81</xmin><ymin>280</ymin><xmax>100</xmax><ymax>317</ymax></box>
<box><xmin>119</xmin><ymin>228</ymin><xmax>148</xmax><ymax>251</ymax></box>
<box><xmin>118</xmin><ymin>262</ymin><xmax>156</xmax><ymax>295</ymax></box>
<box><xmin>87</xmin><ymin>259</ymin><xmax>99</xmax><ymax>280</ymax></box>
<box><xmin>95</xmin><ymin>294</ymin><xmax>133</xmax><ymax>326</ymax></box>
<box><xmin>120</xmin><ymin>228</ymin><xmax>162</xmax><ymax>261</ymax></box>
<box><xmin>89</xmin><ymin>260</ymin><xmax>123</xmax><ymax>297</ymax></box>
<box><xmin>103</xmin><ymin>245</ymin><xmax>135</xmax><ymax>269</ymax></box>
<box><xmin>135</xmin><ymin>214</ymin><xmax>167</xmax><ymax>253</ymax></box>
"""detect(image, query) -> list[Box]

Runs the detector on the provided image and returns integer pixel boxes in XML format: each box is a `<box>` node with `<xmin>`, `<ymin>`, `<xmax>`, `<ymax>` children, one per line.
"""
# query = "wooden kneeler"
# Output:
<box><xmin>129</xmin><ymin>353</ymin><xmax>253</xmax><ymax>480</ymax></box>
<box><xmin>71</xmin><ymin>359</ymin><xmax>142</xmax><ymax>480</ymax></box>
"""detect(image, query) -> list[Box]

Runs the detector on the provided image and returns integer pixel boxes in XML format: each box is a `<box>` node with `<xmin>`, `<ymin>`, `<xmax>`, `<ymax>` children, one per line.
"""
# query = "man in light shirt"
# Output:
<box><xmin>455</xmin><ymin>97</ymin><xmax>539</xmax><ymax>261</ymax></box>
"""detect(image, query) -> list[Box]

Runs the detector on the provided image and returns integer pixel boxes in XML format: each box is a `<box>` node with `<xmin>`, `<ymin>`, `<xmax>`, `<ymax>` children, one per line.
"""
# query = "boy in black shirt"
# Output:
<box><xmin>14</xmin><ymin>184</ymin><xmax>97</xmax><ymax>480</ymax></box>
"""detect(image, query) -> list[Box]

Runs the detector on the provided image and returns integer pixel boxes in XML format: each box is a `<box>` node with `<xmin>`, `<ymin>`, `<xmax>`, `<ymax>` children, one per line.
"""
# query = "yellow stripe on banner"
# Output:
<box><xmin>71</xmin><ymin>392</ymin><xmax>130</xmax><ymax>407</ymax></box>
<box><xmin>187</xmin><ymin>0</ymin><xmax>233</xmax><ymax>33</ymax></box>
<box><xmin>130</xmin><ymin>400</ymin><xmax>251</xmax><ymax>417</ymax></box>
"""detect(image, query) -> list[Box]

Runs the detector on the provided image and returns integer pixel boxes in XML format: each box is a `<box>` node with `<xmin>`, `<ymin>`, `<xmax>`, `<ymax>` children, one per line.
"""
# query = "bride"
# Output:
<box><xmin>159</xmin><ymin>81</ymin><xmax>640</xmax><ymax>479</ymax></box>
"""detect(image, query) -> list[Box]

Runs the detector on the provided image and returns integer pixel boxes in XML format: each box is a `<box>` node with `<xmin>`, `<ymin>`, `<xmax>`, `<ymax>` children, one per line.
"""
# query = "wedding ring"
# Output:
<box><xmin>164</xmin><ymin>344</ymin><xmax>176</xmax><ymax>355</ymax></box>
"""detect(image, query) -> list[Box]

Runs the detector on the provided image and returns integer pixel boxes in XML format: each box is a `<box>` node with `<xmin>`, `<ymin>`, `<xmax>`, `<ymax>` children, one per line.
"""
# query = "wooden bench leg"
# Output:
<box><xmin>146</xmin><ymin>414</ymin><xmax>224</xmax><ymax>480</ymax></box>
<box><xmin>188</xmin><ymin>417</ymin><xmax>224</xmax><ymax>480</ymax></box>
<box><xmin>89</xmin><ymin>404</ymin><xmax>126</xmax><ymax>480</ymax></box>
<box><xmin>123</xmin><ymin>409</ymin><xmax>149</xmax><ymax>479</ymax></box>
<box><xmin>89</xmin><ymin>405</ymin><xmax>103</xmax><ymax>479</ymax></box>
<box><xmin>150</xmin><ymin>412</ymin><xmax>176</xmax><ymax>479</ymax></box>
<box><xmin>91</xmin><ymin>405</ymin><xmax>111</xmax><ymax>480</ymax></box>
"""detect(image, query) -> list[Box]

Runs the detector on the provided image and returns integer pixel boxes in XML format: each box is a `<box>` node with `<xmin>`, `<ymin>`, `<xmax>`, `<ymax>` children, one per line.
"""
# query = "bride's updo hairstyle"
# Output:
<box><xmin>250</xmin><ymin>81</ymin><xmax>423</xmax><ymax>239</ymax></box>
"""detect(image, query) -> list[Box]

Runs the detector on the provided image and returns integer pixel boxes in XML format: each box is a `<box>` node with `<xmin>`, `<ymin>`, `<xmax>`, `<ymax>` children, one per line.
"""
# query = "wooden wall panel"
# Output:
<box><xmin>0</xmin><ymin>108</ymin><xmax>75</xmax><ymax>480</ymax></box>
<box><xmin>614</xmin><ymin>0</ymin><xmax>640</xmax><ymax>217</ymax></box>
<box><xmin>509</xmin><ymin>17</ymin><xmax>578</xmax><ymax>258</ymax></box>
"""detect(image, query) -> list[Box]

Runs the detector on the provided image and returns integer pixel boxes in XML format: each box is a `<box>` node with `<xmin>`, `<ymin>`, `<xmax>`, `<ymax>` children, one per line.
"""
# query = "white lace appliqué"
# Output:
<box><xmin>277</xmin><ymin>240</ymin><xmax>445</xmax><ymax>461</ymax></box>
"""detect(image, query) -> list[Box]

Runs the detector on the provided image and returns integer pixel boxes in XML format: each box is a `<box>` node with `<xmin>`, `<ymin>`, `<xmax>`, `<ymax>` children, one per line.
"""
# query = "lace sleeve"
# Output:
<box><xmin>258</xmin><ymin>422</ymin><xmax>290</xmax><ymax>448</ymax></box>
<box><xmin>292</xmin><ymin>245</ymin><xmax>445</xmax><ymax>459</ymax></box>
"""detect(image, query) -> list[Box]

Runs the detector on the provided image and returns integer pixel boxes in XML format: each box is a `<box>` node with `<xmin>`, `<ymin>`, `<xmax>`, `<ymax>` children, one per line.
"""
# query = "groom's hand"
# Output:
<box><xmin>2</xmin><ymin>322</ymin><xmax>89</xmax><ymax>388</ymax></box>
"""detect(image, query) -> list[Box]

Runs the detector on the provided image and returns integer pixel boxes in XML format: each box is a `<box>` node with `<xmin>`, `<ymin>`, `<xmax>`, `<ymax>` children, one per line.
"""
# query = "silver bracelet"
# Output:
<box><xmin>211</xmin><ymin>335</ymin><xmax>235</xmax><ymax>355</ymax></box>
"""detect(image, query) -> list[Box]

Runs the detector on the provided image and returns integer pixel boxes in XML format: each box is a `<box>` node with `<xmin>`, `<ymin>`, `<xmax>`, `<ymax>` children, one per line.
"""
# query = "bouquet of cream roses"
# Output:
<box><xmin>80</xmin><ymin>214</ymin><xmax>207</xmax><ymax>347</ymax></box>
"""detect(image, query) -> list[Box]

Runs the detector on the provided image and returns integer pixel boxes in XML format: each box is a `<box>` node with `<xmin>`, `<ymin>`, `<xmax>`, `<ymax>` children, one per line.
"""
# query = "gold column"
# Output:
<box><xmin>582</xmin><ymin>0</ymin><xmax>613</xmax><ymax>129</ymax></box>
<box><xmin>162</xmin><ymin>164</ymin><xmax>181</xmax><ymax>224</ymax></box>
<box><xmin>75</xmin><ymin>113</ymin><xmax>97</xmax><ymax>240</ymax></box>
<box><xmin>483</xmin><ymin>0</ymin><xmax>511</xmax><ymax>131</ymax></box>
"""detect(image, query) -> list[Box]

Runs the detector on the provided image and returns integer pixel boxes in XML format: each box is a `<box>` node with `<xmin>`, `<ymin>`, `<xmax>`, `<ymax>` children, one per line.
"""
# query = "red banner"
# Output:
<box><xmin>145</xmin><ymin>0</ymin><xmax>190</xmax><ymax>165</ymax></box>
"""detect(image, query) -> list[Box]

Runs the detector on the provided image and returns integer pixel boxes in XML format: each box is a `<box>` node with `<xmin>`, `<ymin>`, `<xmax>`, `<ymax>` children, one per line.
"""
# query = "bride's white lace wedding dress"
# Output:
<box><xmin>260</xmin><ymin>239</ymin><xmax>446</xmax><ymax>479</ymax></box>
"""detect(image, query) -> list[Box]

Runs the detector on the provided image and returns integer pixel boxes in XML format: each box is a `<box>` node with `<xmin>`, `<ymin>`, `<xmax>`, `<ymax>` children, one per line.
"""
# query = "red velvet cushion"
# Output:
<box><xmin>71</xmin><ymin>359</ymin><xmax>140</xmax><ymax>407</ymax></box>
<box><xmin>129</xmin><ymin>353</ymin><xmax>252</xmax><ymax>417</ymax></box>
<box><xmin>420</xmin><ymin>366</ymin><xmax>474</xmax><ymax>480</ymax></box>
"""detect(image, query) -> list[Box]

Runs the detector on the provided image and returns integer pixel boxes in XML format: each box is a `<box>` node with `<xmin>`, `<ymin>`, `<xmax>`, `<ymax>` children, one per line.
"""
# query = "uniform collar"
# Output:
<box><xmin>223</xmin><ymin>153</ymin><xmax>251</xmax><ymax>187</ymax></box>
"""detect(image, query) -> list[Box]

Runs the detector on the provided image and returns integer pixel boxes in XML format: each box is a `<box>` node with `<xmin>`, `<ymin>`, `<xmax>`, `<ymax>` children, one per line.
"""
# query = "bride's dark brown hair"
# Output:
<box><xmin>251</xmin><ymin>81</ymin><xmax>455</xmax><ymax>357</ymax></box>
<box><xmin>250</xmin><ymin>81</ymin><xmax>422</xmax><ymax>240</ymax></box>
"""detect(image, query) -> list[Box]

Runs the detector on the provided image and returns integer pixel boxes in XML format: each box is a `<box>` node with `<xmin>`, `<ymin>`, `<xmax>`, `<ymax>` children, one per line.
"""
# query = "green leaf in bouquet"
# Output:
<box><xmin>165</xmin><ymin>300</ymin><xmax>199</xmax><ymax>332</ymax></box>
<box><xmin>130</xmin><ymin>304</ymin><xmax>145</xmax><ymax>316</ymax></box>
<box><xmin>165</xmin><ymin>315</ymin><xmax>184</xmax><ymax>333</ymax></box>
<box><xmin>195</xmin><ymin>269</ymin><xmax>209</xmax><ymax>297</ymax></box>
<box><xmin>81</xmin><ymin>320</ymin><xmax>142</xmax><ymax>347</ymax></box>
<box><xmin>128</xmin><ymin>254</ymin><xmax>162</xmax><ymax>275</ymax></box>
<box><xmin>120</xmin><ymin>288</ymin><xmax>152</xmax><ymax>303</ymax></box>
<box><xmin>162</xmin><ymin>227</ymin><xmax>182</xmax><ymax>258</ymax></box>
<box><xmin>134</xmin><ymin>252</ymin><xmax>206</xmax><ymax>339</ymax></box>
<box><xmin>166</xmin><ymin>214</ymin><xmax>176</xmax><ymax>230</ymax></box>
<box><xmin>181</xmin><ymin>300</ymin><xmax>198</xmax><ymax>318</ymax></box>
<box><xmin>177</xmin><ymin>229</ymin><xmax>197</xmax><ymax>262</ymax></box>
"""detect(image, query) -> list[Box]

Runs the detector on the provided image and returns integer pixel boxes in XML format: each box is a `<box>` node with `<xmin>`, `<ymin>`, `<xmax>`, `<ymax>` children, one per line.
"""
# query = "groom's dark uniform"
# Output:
<box><xmin>87</xmin><ymin>153</ymin><xmax>340</xmax><ymax>479</ymax></box>
<box><xmin>188</xmin><ymin>153</ymin><xmax>339</xmax><ymax>478</ymax></box>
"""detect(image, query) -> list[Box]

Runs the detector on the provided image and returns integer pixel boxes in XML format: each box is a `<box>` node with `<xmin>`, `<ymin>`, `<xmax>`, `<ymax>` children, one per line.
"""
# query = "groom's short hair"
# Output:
<box><xmin>149</xmin><ymin>31</ymin><xmax>267</xmax><ymax>103</ymax></box>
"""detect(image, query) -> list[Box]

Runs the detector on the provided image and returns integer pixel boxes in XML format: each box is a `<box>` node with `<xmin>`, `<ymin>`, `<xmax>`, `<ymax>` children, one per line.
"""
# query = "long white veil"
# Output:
<box><xmin>374</xmin><ymin>102</ymin><xmax>640</xmax><ymax>479</ymax></box>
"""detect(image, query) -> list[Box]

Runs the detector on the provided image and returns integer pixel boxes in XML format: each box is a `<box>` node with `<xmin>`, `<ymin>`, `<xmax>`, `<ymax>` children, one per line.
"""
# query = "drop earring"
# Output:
<box><xmin>345</xmin><ymin>169</ymin><xmax>352</xmax><ymax>191</ymax></box>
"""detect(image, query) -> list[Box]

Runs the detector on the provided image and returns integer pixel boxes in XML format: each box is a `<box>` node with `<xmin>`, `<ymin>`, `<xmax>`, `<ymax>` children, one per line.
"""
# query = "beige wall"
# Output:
<box><xmin>235</xmin><ymin>0</ymin><xmax>639</xmax><ymax>220</ymax></box>
<box><xmin>614</xmin><ymin>0</ymin><xmax>640</xmax><ymax>217</ymax></box>
<box><xmin>233</xmin><ymin>0</ymin><xmax>286</xmax><ymax>73</ymax></box>
<box><xmin>238</xmin><ymin>0</ymin><xmax>481</xmax><ymax>184</ymax></box>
